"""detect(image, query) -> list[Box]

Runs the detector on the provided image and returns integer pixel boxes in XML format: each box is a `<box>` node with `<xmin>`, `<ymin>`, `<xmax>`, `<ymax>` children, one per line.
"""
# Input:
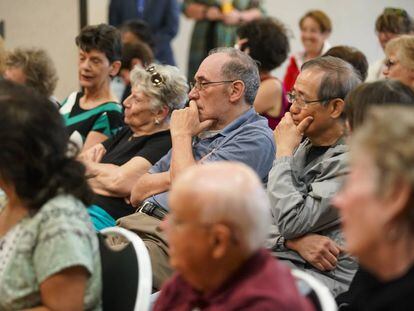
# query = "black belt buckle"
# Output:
<box><xmin>137</xmin><ymin>201</ymin><xmax>166</xmax><ymax>220</ymax></box>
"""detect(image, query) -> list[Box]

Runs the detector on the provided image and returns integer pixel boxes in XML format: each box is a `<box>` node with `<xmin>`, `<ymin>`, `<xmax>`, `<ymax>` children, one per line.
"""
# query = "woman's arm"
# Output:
<box><xmin>86</xmin><ymin>156</ymin><xmax>152</xmax><ymax>197</ymax></box>
<box><xmin>24</xmin><ymin>266</ymin><xmax>89</xmax><ymax>311</ymax></box>
<box><xmin>82</xmin><ymin>131</ymin><xmax>109</xmax><ymax>151</ymax></box>
<box><xmin>253</xmin><ymin>79</ymin><xmax>283</xmax><ymax>117</ymax></box>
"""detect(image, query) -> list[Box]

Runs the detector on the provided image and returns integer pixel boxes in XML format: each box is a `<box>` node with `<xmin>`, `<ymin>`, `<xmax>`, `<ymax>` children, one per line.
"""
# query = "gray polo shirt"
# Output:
<box><xmin>146</xmin><ymin>108</ymin><xmax>275</xmax><ymax>210</ymax></box>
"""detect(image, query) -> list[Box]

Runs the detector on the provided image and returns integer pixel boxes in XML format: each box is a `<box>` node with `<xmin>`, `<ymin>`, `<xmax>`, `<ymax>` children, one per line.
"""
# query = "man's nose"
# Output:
<box><xmin>188</xmin><ymin>86</ymin><xmax>199</xmax><ymax>100</ymax></box>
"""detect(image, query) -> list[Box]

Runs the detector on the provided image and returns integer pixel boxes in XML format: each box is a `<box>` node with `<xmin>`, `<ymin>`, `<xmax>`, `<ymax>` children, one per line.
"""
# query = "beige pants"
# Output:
<box><xmin>116</xmin><ymin>212</ymin><xmax>172</xmax><ymax>290</ymax></box>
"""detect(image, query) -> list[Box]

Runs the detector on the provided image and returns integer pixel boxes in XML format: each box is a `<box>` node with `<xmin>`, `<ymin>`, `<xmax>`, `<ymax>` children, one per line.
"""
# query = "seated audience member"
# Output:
<box><xmin>236</xmin><ymin>17</ymin><xmax>290</xmax><ymax>129</ymax></box>
<box><xmin>284</xmin><ymin>10</ymin><xmax>332</xmax><ymax>92</ymax></box>
<box><xmin>267</xmin><ymin>56</ymin><xmax>361</xmax><ymax>296</ymax></box>
<box><xmin>383</xmin><ymin>34</ymin><xmax>414</xmax><ymax>89</ymax></box>
<box><xmin>119</xmin><ymin>47</ymin><xmax>275</xmax><ymax>289</ymax></box>
<box><xmin>333</xmin><ymin>106</ymin><xmax>414</xmax><ymax>310</ymax></box>
<box><xmin>323</xmin><ymin>45</ymin><xmax>369</xmax><ymax>81</ymax></box>
<box><xmin>334</xmin><ymin>79</ymin><xmax>414</xmax><ymax>308</ymax></box>
<box><xmin>154</xmin><ymin>162</ymin><xmax>313</xmax><ymax>311</ymax></box>
<box><xmin>345</xmin><ymin>79</ymin><xmax>414</xmax><ymax>132</ymax></box>
<box><xmin>120</xmin><ymin>19</ymin><xmax>155</xmax><ymax>53</ymax></box>
<box><xmin>0</xmin><ymin>80</ymin><xmax>101</xmax><ymax>310</ymax></box>
<box><xmin>119</xmin><ymin>41</ymin><xmax>154</xmax><ymax>102</ymax></box>
<box><xmin>4</xmin><ymin>47</ymin><xmax>59</xmax><ymax>105</ymax></box>
<box><xmin>60</xmin><ymin>24</ymin><xmax>124</xmax><ymax>151</ymax></box>
<box><xmin>367</xmin><ymin>7</ymin><xmax>413</xmax><ymax>82</ymax></box>
<box><xmin>81</xmin><ymin>63</ymin><xmax>188</xmax><ymax>230</ymax></box>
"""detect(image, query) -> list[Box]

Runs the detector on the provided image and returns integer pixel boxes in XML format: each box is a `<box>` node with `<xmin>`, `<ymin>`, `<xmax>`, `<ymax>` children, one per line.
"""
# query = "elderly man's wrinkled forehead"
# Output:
<box><xmin>195</xmin><ymin>52</ymin><xmax>231</xmax><ymax>80</ymax></box>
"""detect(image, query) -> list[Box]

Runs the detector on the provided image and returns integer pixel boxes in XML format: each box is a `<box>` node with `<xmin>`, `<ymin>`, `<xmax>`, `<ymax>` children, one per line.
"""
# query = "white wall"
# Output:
<box><xmin>1</xmin><ymin>0</ymin><xmax>413</xmax><ymax>100</ymax></box>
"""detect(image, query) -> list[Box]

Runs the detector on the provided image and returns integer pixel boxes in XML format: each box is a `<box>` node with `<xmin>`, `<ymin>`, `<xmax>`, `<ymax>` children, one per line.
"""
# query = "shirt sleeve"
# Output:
<box><xmin>135</xmin><ymin>134</ymin><xmax>172</xmax><ymax>165</ymax></box>
<box><xmin>267</xmin><ymin>151</ymin><xmax>348</xmax><ymax>240</ymax></box>
<box><xmin>33</xmin><ymin>197</ymin><xmax>98</xmax><ymax>283</ymax></box>
<box><xmin>202</xmin><ymin>128</ymin><xmax>276</xmax><ymax>183</ymax></box>
<box><xmin>92</xmin><ymin>110</ymin><xmax>123</xmax><ymax>138</ymax></box>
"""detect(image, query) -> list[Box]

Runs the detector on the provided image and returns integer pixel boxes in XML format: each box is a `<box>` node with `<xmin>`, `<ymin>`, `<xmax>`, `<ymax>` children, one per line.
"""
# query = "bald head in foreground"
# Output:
<box><xmin>154</xmin><ymin>162</ymin><xmax>313</xmax><ymax>311</ymax></box>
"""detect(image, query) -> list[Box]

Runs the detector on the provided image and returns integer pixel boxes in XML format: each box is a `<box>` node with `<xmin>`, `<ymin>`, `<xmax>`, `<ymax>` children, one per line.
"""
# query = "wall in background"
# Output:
<box><xmin>1</xmin><ymin>0</ymin><xmax>413</xmax><ymax>100</ymax></box>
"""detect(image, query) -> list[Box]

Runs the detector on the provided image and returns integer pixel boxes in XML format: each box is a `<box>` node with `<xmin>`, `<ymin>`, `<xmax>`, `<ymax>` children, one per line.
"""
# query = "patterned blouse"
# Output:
<box><xmin>0</xmin><ymin>194</ymin><xmax>102</xmax><ymax>310</ymax></box>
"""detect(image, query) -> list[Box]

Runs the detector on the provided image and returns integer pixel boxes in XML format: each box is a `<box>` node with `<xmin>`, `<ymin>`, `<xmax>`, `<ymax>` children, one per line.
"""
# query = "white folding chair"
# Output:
<box><xmin>292</xmin><ymin>269</ymin><xmax>338</xmax><ymax>311</ymax></box>
<box><xmin>100</xmin><ymin>226</ymin><xmax>152</xmax><ymax>311</ymax></box>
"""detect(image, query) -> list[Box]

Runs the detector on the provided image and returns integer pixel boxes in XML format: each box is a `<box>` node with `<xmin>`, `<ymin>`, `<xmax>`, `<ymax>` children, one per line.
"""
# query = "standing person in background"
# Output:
<box><xmin>366</xmin><ymin>7</ymin><xmax>413</xmax><ymax>82</ymax></box>
<box><xmin>109</xmin><ymin>0</ymin><xmax>179</xmax><ymax>66</ymax></box>
<box><xmin>236</xmin><ymin>17</ymin><xmax>290</xmax><ymax>129</ymax></box>
<box><xmin>284</xmin><ymin>10</ymin><xmax>332</xmax><ymax>92</ymax></box>
<box><xmin>60</xmin><ymin>24</ymin><xmax>124</xmax><ymax>151</ymax></box>
<box><xmin>183</xmin><ymin>0</ymin><xmax>263</xmax><ymax>80</ymax></box>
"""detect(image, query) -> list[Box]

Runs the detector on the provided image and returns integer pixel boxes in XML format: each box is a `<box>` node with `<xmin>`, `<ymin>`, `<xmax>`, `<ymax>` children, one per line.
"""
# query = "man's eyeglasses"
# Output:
<box><xmin>189</xmin><ymin>80</ymin><xmax>236</xmax><ymax>91</ymax></box>
<box><xmin>287</xmin><ymin>92</ymin><xmax>335</xmax><ymax>107</ymax></box>
<box><xmin>384</xmin><ymin>58</ymin><xmax>398</xmax><ymax>69</ymax></box>
<box><xmin>146</xmin><ymin>65</ymin><xmax>164</xmax><ymax>87</ymax></box>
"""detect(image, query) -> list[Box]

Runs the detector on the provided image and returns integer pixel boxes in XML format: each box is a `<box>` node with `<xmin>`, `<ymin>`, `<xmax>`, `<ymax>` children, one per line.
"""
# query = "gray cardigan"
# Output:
<box><xmin>266</xmin><ymin>137</ymin><xmax>357</xmax><ymax>296</ymax></box>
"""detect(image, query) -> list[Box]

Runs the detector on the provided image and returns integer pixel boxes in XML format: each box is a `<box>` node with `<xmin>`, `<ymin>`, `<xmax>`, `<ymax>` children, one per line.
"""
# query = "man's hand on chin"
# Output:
<box><xmin>171</xmin><ymin>100</ymin><xmax>214</xmax><ymax>137</ymax></box>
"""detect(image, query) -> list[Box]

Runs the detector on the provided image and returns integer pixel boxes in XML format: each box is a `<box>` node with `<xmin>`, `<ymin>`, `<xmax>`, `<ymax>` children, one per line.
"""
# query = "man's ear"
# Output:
<box><xmin>228</xmin><ymin>80</ymin><xmax>245</xmax><ymax>104</ymax></box>
<box><xmin>110</xmin><ymin>60</ymin><xmax>122</xmax><ymax>77</ymax></box>
<box><xmin>328</xmin><ymin>98</ymin><xmax>345</xmax><ymax>119</ymax></box>
<box><xmin>210</xmin><ymin>224</ymin><xmax>232</xmax><ymax>259</ymax></box>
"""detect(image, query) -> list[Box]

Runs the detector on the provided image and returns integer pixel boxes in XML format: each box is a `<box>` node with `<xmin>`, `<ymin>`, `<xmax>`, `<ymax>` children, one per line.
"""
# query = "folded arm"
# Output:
<box><xmin>86</xmin><ymin>156</ymin><xmax>152</xmax><ymax>197</ymax></box>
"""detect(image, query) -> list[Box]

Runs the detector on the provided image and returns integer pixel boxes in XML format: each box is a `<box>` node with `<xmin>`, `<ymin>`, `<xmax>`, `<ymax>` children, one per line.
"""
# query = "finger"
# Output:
<box><xmin>328</xmin><ymin>243</ymin><xmax>341</xmax><ymax>257</ymax></box>
<box><xmin>199</xmin><ymin>119</ymin><xmax>215</xmax><ymax>132</ymax></box>
<box><xmin>297</xmin><ymin>116</ymin><xmax>313</xmax><ymax>134</ymax></box>
<box><xmin>319</xmin><ymin>257</ymin><xmax>336</xmax><ymax>271</ymax></box>
<box><xmin>322</xmin><ymin>250</ymin><xmax>338</xmax><ymax>267</ymax></box>
<box><xmin>189</xmin><ymin>100</ymin><xmax>198</xmax><ymax>112</ymax></box>
<box><xmin>313</xmin><ymin>262</ymin><xmax>327</xmax><ymax>272</ymax></box>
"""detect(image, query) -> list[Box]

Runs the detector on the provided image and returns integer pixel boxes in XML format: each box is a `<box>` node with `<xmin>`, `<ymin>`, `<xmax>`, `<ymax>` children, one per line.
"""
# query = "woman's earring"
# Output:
<box><xmin>155</xmin><ymin>118</ymin><xmax>160</xmax><ymax>125</ymax></box>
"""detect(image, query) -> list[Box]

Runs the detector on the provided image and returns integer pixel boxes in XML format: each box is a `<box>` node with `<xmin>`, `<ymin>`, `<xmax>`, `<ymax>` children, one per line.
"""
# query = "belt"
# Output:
<box><xmin>136</xmin><ymin>201</ymin><xmax>168</xmax><ymax>221</ymax></box>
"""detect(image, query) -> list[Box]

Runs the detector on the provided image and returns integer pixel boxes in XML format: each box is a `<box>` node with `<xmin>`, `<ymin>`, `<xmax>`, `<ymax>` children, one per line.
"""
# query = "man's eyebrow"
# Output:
<box><xmin>195</xmin><ymin>75</ymin><xmax>207</xmax><ymax>81</ymax></box>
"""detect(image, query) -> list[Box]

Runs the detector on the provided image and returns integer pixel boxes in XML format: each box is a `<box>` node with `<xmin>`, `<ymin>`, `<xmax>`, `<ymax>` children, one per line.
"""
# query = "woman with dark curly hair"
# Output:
<box><xmin>236</xmin><ymin>17</ymin><xmax>290</xmax><ymax>129</ymax></box>
<box><xmin>0</xmin><ymin>80</ymin><xmax>101</xmax><ymax>310</ymax></box>
<box><xmin>60</xmin><ymin>24</ymin><xmax>124</xmax><ymax>151</ymax></box>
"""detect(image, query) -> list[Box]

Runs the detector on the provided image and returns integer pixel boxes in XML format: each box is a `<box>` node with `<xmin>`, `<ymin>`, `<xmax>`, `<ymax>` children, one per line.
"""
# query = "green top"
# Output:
<box><xmin>183</xmin><ymin>0</ymin><xmax>264</xmax><ymax>79</ymax></box>
<box><xmin>0</xmin><ymin>194</ymin><xmax>102</xmax><ymax>310</ymax></box>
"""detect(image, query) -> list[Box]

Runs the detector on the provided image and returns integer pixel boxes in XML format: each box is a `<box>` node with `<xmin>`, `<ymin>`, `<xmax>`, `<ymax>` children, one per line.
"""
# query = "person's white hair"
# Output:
<box><xmin>174</xmin><ymin>162</ymin><xmax>271</xmax><ymax>252</ymax></box>
<box><xmin>130</xmin><ymin>63</ymin><xmax>188</xmax><ymax>117</ymax></box>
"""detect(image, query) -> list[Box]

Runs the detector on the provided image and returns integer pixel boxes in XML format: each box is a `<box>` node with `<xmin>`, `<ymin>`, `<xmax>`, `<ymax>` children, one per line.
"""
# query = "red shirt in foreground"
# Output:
<box><xmin>153</xmin><ymin>249</ymin><xmax>314</xmax><ymax>311</ymax></box>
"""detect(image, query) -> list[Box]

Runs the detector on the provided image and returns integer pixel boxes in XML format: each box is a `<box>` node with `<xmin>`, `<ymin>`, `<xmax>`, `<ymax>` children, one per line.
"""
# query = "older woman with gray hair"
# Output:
<box><xmin>333</xmin><ymin>106</ymin><xmax>414</xmax><ymax>310</ymax></box>
<box><xmin>80</xmin><ymin>63</ymin><xmax>188</xmax><ymax>230</ymax></box>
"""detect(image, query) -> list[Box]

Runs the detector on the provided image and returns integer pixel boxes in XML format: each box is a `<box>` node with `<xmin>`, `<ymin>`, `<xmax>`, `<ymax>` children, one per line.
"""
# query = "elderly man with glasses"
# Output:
<box><xmin>266</xmin><ymin>56</ymin><xmax>361</xmax><ymax>296</ymax></box>
<box><xmin>117</xmin><ymin>47</ymin><xmax>275</xmax><ymax>290</ymax></box>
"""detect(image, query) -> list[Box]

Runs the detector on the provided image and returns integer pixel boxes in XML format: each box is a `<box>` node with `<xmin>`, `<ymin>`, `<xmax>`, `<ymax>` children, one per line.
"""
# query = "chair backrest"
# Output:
<box><xmin>99</xmin><ymin>227</ymin><xmax>152</xmax><ymax>311</ymax></box>
<box><xmin>292</xmin><ymin>269</ymin><xmax>338</xmax><ymax>311</ymax></box>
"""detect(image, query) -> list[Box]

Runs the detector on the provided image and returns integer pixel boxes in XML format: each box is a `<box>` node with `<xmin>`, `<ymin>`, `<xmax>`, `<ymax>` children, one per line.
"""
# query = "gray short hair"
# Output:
<box><xmin>174</xmin><ymin>162</ymin><xmax>271</xmax><ymax>252</ymax></box>
<box><xmin>209</xmin><ymin>47</ymin><xmax>260</xmax><ymax>105</ymax></box>
<box><xmin>130</xmin><ymin>63</ymin><xmax>188</xmax><ymax>116</ymax></box>
<box><xmin>302</xmin><ymin>56</ymin><xmax>361</xmax><ymax>104</ymax></box>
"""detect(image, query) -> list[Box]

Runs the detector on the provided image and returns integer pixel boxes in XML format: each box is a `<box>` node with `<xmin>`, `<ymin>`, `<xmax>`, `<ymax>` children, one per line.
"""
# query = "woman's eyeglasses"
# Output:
<box><xmin>146</xmin><ymin>66</ymin><xmax>164</xmax><ymax>87</ymax></box>
<box><xmin>384</xmin><ymin>58</ymin><xmax>399</xmax><ymax>69</ymax></box>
